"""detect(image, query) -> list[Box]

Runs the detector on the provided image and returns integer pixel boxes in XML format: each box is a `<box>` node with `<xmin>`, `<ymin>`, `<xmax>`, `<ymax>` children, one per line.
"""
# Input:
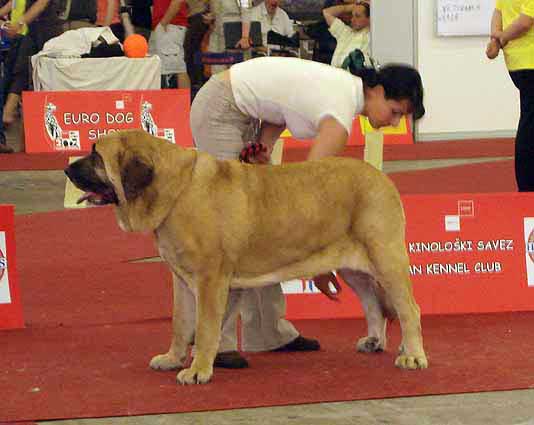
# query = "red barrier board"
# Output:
<box><xmin>23</xmin><ymin>89</ymin><xmax>193</xmax><ymax>153</ymax></box>
<box><xmin>0</xmin><ymin>205</ymin><xmax>24</xmax><ymax>329</ymax></box>
<box><xmin>285</xmin><ymin>193</ymin><xmax>534</xmax><ymax>320</ymax></box>
<box><xmin>282</xmin><ymin>115</ymin><xmax>414</xmax><ymax>149</ymax></box>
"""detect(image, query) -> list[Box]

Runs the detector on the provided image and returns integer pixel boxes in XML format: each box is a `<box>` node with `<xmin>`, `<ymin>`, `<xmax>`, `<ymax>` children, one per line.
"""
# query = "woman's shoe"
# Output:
<box><xmin>0</xmin><ymin>143</ymin><xmax>14</xmax><ymax>153</ymax></box>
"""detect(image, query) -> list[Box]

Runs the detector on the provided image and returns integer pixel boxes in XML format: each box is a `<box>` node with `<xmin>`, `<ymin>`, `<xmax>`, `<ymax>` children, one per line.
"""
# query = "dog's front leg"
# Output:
<box><xmin>177</xmin><ymin>266</ymin><xmax>231</xmax><ymax>385</ymax></box>
<box><xmin>150</xmin><ymin>273</ymin><xmax>195</xmax><ymax>371</ymax></box>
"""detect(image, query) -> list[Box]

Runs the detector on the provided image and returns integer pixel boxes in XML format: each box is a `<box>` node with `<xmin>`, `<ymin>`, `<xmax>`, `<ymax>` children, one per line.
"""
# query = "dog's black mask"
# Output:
<box><xmin>64</xmin><ymin>146</ymin><xmax>119</xmax><ymax>205</ymax></box>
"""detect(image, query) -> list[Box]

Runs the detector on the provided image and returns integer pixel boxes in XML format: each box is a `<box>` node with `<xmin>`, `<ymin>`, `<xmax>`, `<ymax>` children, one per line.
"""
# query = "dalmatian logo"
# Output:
<box><xmin>0</xmin><ymin>247</ymin><xmax>6</xmax><ymax>283</ymax></box>
<box><xmin>525</xmin><ymin>218</ymin><xmax>534</xmax><ymax>287</ymax></box>
<box><xmin>140</xmin><ymin>101</ymin><xmax>158</xmax><ymax>136</ymax></box>
<box><xmin>44</xmin><ymin>103</ymin><xmax>63</xmax><ymax>146</ymax></box>
<box><xmin>139</xmin><ymin>100</ymin><xmax>175</xmax><ymax>143</ymax></box>
<box><xmin>44</xmin><ymin>102</ymin><xmax>80</xmax><ymax>150</ymax></box>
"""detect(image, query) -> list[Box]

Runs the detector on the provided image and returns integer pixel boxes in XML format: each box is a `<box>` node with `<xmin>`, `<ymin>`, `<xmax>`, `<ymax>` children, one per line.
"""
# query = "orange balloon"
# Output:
<box><xmin>123</xmin><ymin>34</ymin><xmax>148</xmax><ymax>58</ymax></box>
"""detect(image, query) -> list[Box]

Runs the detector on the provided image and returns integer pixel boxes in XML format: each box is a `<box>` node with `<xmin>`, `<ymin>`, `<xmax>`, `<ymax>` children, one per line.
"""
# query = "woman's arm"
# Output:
<box><xmin>118</xmin><ymin>0</ymin><xmax>135</xmax><ymax>37</ymax></box>
<box><xmin>245</xmin><ymin>122</ymin><xmax>286</xmax><ymax>164</ymax></box>
<box><xmin>20</xmin><ymin>0</ymin><xmax>50</xmax><ymax>25</ymax></box>
<box><xmin>159</xmin><ymin>0</ymin><xmax>185</xmax><ymax>29</ymax></box>
<box><xmin>258</xmin><ymin>122</ymin><xmax>286</xmax><ymax>148</ymax></box>
<box><xmin>322</xmin><ymin>4</ymin><xmax>353</xmax><ymax>27</ymax></box>
<box><xmin>486</xmin><ymin>8</ymin><xmax>502</xmax><ymax>59</ymax></box>
<box><xmin>103</xmin><ymin>0</ymin><xmax>117</xmax><ymax>26</ymax></box>
<box><xmin>497</xmin><ymin>12</ymin><xmax>534</xmax><ymax>46</ymax></box>
<box><xmin>5</xmin><ymin>0</ymin><xmax>47</xmax><ymax>37</ymax></box>
<box><xmin>490</xmin><ymin>8</ymin><xmax>503</xmax><ymax>36</ymax></box>
<box><xmin>236</xmin><ymin>4</ymin><xmax>251</xmax><ymax>48</ymax></box>
<box><xmin>0</xmin><ymin>1</ymin><xmax>12</xmax><ymax>18</ymax></box>
<box><xmin>307</xmin><ymin>116</ymin><xmax>349</xmax><ymax>161</ymax></box>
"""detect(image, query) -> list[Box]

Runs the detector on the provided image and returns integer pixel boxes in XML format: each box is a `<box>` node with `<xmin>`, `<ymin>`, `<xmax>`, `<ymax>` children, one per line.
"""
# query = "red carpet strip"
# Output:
<box><xmin>0</xmin><ymin>152</ymin><xmax>69</xmax><ymax>171</ymax></box>
<box><xmin>0</xmin><ymin>139</ymin><xmax>514</xmax><ymax>171</ymax></box>
<box><xmin>282</xmin><ymin>138</ymin><xmax>514</xmax><ymax>163</ymax></box>
<box><xmin>389</xmin><ymin>160</ymin><xmax>516</xmax><ymax>194</ymax></box>
<box><xmin>1</xmin><ymin>313</ymin><xmax>534</xmax><ymax>422</ymax></box>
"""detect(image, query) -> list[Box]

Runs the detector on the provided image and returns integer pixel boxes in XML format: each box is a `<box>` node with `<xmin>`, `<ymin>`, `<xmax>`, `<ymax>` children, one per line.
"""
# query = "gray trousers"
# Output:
<box><xmin>190</xmin><ymin>74</ymin><xmax>298</xmax><ymax>351</ymax></box>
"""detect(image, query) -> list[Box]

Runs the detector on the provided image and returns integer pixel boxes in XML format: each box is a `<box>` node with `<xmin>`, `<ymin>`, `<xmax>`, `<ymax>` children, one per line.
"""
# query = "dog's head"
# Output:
<box><xmin>64</xmin><ymin>142</ymin><xmax>121</xmax><ymax>206</ymax></box>
<box><xmin>65</xmin><ymin>129</ymin><xmax>196</xmax><ymax>232</ymax></box>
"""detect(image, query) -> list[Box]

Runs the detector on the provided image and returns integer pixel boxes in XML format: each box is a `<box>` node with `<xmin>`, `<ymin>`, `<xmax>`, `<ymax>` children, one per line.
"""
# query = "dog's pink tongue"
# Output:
<box><xmin>77</xmin><ymin>192</ymin><xmax>94</xmax><ymax>204</ymax></box>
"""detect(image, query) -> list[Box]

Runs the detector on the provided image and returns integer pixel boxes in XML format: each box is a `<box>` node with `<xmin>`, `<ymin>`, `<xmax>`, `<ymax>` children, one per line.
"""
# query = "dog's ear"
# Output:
<box><xmin>120</xmin><ymin>156</ymin><xmax>154</xmax><ymax>201</ymax></box>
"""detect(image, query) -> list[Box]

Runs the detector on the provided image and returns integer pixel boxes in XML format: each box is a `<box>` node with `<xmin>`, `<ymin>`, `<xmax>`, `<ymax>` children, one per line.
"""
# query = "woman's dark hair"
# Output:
<box><xmin>343</xmin><ymin>52</ymin><xmax>425</xmax><ymax>120</ymax></box>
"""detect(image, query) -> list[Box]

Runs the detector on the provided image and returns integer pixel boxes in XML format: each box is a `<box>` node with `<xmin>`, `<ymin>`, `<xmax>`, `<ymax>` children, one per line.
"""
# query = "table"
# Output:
<box><xmin>32</xmin><ymin>55</ymin><xmax>161</xmax><ymax>91</ymax></box>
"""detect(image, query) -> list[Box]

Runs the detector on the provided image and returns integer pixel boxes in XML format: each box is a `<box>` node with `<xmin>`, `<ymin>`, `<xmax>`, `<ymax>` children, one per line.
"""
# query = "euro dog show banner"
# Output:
<box><xmin>22</xmin><ymin>88</ymin><xmax>411</xmax><ymax>153</ymax></box>
<box><xmin>285</xmin><ymin>193</ymin><xmax>534</xmax><ymax>320</ymax></box>
<box><xmin>22</xmin><ymin>89</ymin><xmax>193</xmax><ymax>153</ymax></box>
<box><xmin>0</xmin><ymin>205</ymin><xmax>24</xmax><ymax>329</ymax></box>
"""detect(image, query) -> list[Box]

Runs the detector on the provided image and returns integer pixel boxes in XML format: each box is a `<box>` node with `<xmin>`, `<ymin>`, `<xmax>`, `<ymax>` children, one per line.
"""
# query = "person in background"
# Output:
<box><xmin>2</xmin><ymin>0</ymin><xmax>63</xmax><ymax>134</ymax></box>
<box><xmin>183</xmin><ymin>0</ymin><xmax>209</xmax><ymax>102</ymax></box>
<box><xmin>248</xmin><ymin>0</ymin><xmax>294</xmax><ymax>48</ymax></box>
<box><xmin>0</xmin><ymin>0</ymin><xmax>26</xmax><ymax>153</ymax></box>
<box><xmin>323</xmin><ymin>0</ymin><xmax>370</xmax><ymax>68</ymax></box>
<box><xmin>303</xmin><ymin>0</ymin><xmax>352</xmax><ymax>65</ymax></box>
<box><xmin>202</xmin><ymin>0</ymin><xmax>251</xmax><ymax>75</ymax></box>
<box><xmin>189</xmin><ymin>55</ymin><xmax>425</xmax><ymax>368</ymax></box>
<box><xmin>97</xmin><ymin>0</ymin><xmax>119</xmax><ymax>26</ymax></box>
<box><xmin>486</xmin><ymin>0</ymin><xmax>534</xmax><ymax>191</ymax></box>
<box><xmin>108</xmin><ymin>0</ymin><xmax>152</xmax><ymax>42</ymax></box>
<box><xmin>150</xmin><ymin>0</ymin><xmax>191</xmax><ymax>89</ymax></box>
<box><xmin>60</xmin><ymin>0</ymin><xmax>98</xmax><ymax>31</ymax></box>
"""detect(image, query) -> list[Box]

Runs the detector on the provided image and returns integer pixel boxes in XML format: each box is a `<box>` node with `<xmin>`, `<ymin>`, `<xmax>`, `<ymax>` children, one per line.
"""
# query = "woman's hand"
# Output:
<box><xmin>239</xmin><ymin>142</ymin><xmax>272</xmax><ymax>164</ymax></box>
<box><xmin>485</xmin><ymin>38</ymin><xmax>500</xmax><ymax>59</ymax></box>
<box><xmin>235</xmin><ymin>36</ymin><xmax>250</xmax><ymax>49</ymax></box>
<box><xmin>4</xmin><ymin>21</ymin><xmax>22</xmax><ymax>38</ymax></box>
<box><xmin>313</xmin><ymin>272</ymin><xmax>342</xmax><ymax>301</ymax></box>
<box><xmin>492</xmin><ymin>30</ymin><xmax>508</xmax><ymax>48</ymax></box>
<box><xmin>202</xmin><ymin>12</ymin><xmax>214</xmax><ymax>25</ymax></box>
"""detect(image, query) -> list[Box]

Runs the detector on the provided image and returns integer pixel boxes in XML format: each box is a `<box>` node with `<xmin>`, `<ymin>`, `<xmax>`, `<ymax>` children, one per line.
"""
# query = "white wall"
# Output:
<box><xmin>416</xmin><ymin>0</ymin><xmax>518</xmax><ymax>140</ymax></box>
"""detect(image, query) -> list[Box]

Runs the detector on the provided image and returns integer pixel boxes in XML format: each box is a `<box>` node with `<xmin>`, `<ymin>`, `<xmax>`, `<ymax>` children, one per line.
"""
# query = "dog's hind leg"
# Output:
<box><xmin>338</xmin><ymin>269</ymin><xmax>387</xmax><ymax>353</ymax></box>
<box><xmin>177</xmin><ymin>260</ymin><xmax>232</xmax><ymax>385</ymax></box>
<box><xmin>150</xmin><ymin>273</ymin><xmax>196</xmax><ymax>371</ymax></box>
<box><xmin>366</xmin><ymin>239</ymin><xmax>427</xmax><ymax>370</ymax></box>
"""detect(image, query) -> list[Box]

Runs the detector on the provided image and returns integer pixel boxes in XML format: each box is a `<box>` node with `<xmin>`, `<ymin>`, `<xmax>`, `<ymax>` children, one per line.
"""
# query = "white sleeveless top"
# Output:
<box><xmin>230</xmin><ymin>56</ymin><xmax>363</xmax><ymax>139</ymax></box>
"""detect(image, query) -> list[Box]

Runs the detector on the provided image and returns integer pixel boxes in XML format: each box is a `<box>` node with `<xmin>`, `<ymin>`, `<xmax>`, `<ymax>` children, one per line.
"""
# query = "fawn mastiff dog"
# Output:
<box><xmin>65</xmin><ymin>130</ymin><xmax>427</xmax><ymax>385</ymax></box>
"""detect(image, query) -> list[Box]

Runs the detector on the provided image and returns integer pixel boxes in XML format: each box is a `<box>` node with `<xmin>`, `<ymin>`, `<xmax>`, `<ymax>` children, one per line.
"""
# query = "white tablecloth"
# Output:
<box><xmin>32</xmin><ymin>55</ymin><xmax>161</xmax><ymax>91</ymax></box>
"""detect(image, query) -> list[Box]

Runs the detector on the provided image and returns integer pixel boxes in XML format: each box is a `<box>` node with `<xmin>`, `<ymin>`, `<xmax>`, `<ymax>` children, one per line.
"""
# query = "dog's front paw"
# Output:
<box><xmin>356</xmin><ymin>336</ymin><xmax>385</xmax><ymax>353</ymax></box>
<box><xmin>177</xmin><ymin>364</ymin><xmax>213</xmax><ymax>385</ymax></box>
<box><xmin>149</xmin><ymin>353</ymin><xmax>184</xmax><ymax>371</ymax></box>
<box><xmin>395</xmin><ymin>352</ymin><xmax>428</xmax><ymax>370</ymax></box>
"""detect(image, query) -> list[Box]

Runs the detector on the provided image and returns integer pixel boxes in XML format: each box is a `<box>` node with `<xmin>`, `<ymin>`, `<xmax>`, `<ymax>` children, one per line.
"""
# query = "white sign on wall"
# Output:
<box><xmin>0</xmin><ymin>232</ymin><xmax>12</xmax><ymax>304</ymax></box>
<box><xmin>436</xmin><ymin>0</ymin><xmax>494</xmax><ymax>36</ymax></box>
<box><xmin>524</xmin><ymin>218</ymin><xmax>534</xmax><ymax>287</ymax></box>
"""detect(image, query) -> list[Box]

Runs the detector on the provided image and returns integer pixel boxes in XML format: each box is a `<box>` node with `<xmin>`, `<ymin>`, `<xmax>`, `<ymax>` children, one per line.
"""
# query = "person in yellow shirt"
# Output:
<box><xmin>0</xmin><ymin>0</ymin><xmax>28</xmax><ymax>153</ymax></box>
<box><xmin>486</xmin><ymin>0</ymin><xmax>534</xmax><ymax>191</ymax></box>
